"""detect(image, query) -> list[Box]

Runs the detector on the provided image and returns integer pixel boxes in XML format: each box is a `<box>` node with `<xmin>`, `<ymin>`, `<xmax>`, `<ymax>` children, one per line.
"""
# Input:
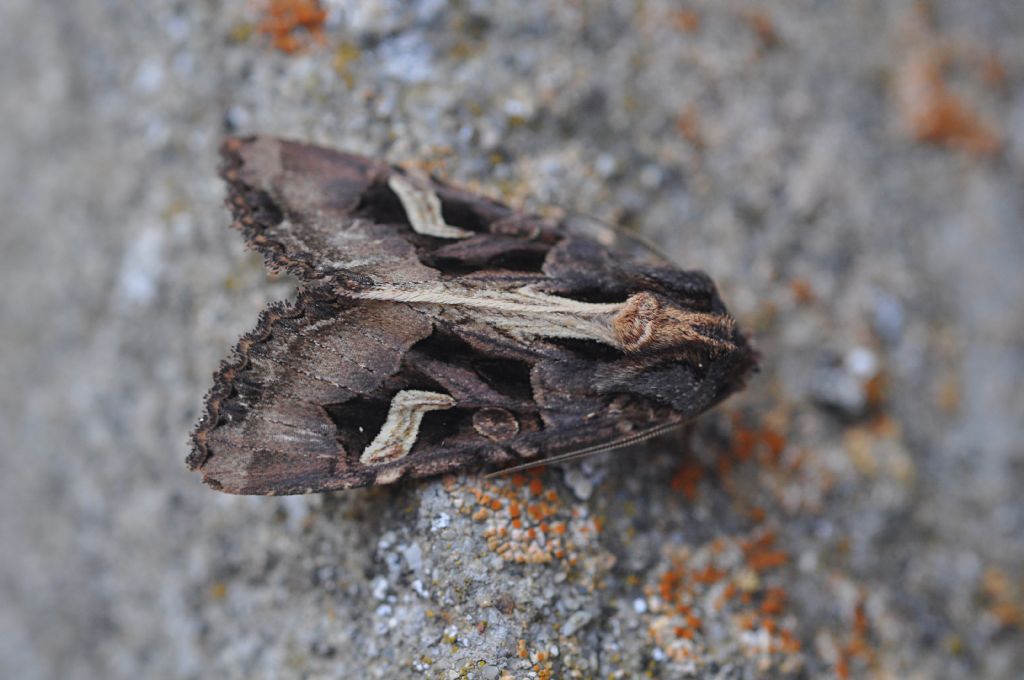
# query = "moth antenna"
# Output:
<box><xmin>485</xmin><ymin>420</ymin><xmax>688</xmax><ymax>478</ymax></box>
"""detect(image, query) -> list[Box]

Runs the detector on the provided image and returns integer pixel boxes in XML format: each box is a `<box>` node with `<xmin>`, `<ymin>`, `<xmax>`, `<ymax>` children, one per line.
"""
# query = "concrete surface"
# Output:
<box><xmin>2</xmin><ymin>1</ymin><xmax>1022</xmax><ymax>678</ymax></box>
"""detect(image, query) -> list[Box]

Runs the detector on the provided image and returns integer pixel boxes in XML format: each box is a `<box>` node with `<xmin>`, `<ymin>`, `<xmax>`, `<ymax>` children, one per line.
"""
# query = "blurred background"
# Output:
<box><xmin>1</xmin><ymin>1</ymin><xmax>1022</xmax><ymax>678</ymax></box>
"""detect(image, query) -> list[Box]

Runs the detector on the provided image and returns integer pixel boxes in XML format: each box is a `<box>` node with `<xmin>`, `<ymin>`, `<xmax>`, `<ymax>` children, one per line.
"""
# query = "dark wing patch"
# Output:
<box><xmin>221</xmin><ymin>136</ymin><xmax>438</xmax><ymax>284</ymax></box>
<box><xmin>189</xmin><ymin>288</ymin><xmax>434</xmax><ymax>494</ymax></box>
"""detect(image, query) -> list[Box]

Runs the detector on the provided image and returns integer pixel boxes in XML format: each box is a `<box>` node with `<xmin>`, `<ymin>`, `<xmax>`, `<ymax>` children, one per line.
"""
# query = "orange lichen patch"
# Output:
<box><xmin>735</xmin><ymin>429</ymin><xmax>758</xmax><ymax>462</ymax></box>
<box><xmin>789</xmin><ymin>277</ymin><xmax>816</xmax><ymax>304</ymax></box>
<box><xmin>747</xmin><ymin>549</ymin><xmax>788</xmax><ymax>572</ymax></box>
<box><xmin>671</xmin><ymin>10</ymin><xmax>701</xmax><ymax>33</ymax></box>
<box><xmin>743</xmin><ymin>531</ymin><xmax>790</xmax><ymax>572</ymax></box>
<box><xmin>760</xmin><ymin>428</ymin><xmax>786</xmax><ymax>461</ymax></box>
<box><xmin>450</xmin><ymin>471</ymin><xmax>596</xmax><ymax>565</ymax></box>
<box><xmin>760</xmin><ymin>587</ymin><xmax>786</xmax><ymax>615</ymax></box>
<box><xmin>257</xmin><ymin>0</ymin><xmax>327</xmax><ymax>54</ymax></box>
<box><xmin>516</xmin><ymin>639</ymin><xmax>528</xmax><ymax>659</ymax></box>
<box><xmin>778</xmin><ymin>627</ymin><xmax>801</xmax><ymax>654</ymax></box>
<box><xmin>646</xmin><ymin>528</ymin><xmax>800</xmax><ymax>670</ymax></box>
<box><xmin>864</xmin><ymin>371</ymin><xmax>888</xmax><ymax>409</ymax></box>
<box><xmin>735</xmin><ymin>611</ymin><xmax>758</xmax><ymax>630</ymax></box>
<box><xmin>692</xmin><ymin>564</ymin><xmax>725</xmax><ymax>585</ymax></box>
<box><xmin>660</xmin><ymin>570</ymin><xmax>682</xmax><ymax>602</ymax></box>
<box><xmin>745</xmin><ymin>10</ymin><xmax>779</xmax><ymax>49</ymax></box>
<box><xmin>529</xmin><ymin>477</ymin><xmax>544</xmax><ymax>497</ymax></box>
<box><xmin>981</xmin><ymin>567</ymin><xmax>1023</xmax><ymax>629</ymax></box>
<box><xmin>835</xmin><ymin>598</ymin><xmax>877</xmax><ymax>678</ymax></box>
<box><xmin>675</xmin><ymin>107</ymin><xmax>704</xmax><ymax>150</ymax></box>
<box><xmin>977</xmin><ymin>53</ymin><xmax>1007</xmax><ymax>89</ymax></box>
<box><xmin>670</xmin><ymin>460</ymin><xmax>703</xmax><ymax>500</ymax></box>
<box><xmin>730</xmin><ymin>416</ymin><xmax>788</xmax><ymax>464</ymax></box>
<box><xmin>896</xmin><ymin>48</ymin><xmax>1001</xmax><ymax>156</ymax></box>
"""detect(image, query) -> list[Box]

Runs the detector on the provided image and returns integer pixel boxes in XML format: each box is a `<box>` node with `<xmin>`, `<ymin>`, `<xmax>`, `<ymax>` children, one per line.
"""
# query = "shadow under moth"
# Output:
<box><xmin>188</xmin><ymin>136</ymin><xmax>757</xmax><ymax>495</ymax></box>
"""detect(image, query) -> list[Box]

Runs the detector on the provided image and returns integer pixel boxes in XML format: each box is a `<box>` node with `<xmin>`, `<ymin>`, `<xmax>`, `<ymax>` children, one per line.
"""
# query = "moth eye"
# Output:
<box><xmin>473</xmin><ymin>408</ymin><xmax>519</xmax><ymax>442</ymax></box>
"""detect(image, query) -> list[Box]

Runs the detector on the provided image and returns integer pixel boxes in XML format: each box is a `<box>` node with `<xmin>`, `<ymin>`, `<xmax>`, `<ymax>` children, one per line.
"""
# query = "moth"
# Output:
<box><xmin>188</xmin><ymin>136</ymin><xmax>757</xmax><ymax>495</ymax></box>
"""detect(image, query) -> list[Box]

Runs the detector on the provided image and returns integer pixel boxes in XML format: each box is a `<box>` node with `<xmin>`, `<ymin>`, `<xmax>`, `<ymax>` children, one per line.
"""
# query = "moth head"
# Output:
<box><xmin>612</xmin><ymin>291</ymin><xmax>737</xmax><ymax>356</ymax></box>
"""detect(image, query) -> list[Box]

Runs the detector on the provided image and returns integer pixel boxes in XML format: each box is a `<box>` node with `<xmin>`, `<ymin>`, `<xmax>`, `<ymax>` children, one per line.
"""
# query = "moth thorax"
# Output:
<box><xmin>612</xmin><ymin>291</ymin><xmax>734</xmax><ymax>354</ymax></box>
<box><xmin>613</xmin><ymin>292</ymin><xmax>664</xmax><ymax>352</ymax></box>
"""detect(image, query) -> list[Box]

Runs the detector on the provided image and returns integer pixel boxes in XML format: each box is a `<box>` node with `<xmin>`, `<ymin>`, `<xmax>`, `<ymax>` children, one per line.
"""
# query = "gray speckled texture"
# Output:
<box><xmin>2</xmin><ymin>1</ymin><xmax>1023</xmax><ymax>678</ymax></box>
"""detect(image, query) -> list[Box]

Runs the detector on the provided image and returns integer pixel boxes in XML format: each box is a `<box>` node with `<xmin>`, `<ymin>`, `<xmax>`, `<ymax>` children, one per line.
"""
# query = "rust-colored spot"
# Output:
<box><xmin>529</xmin><ymin>477</ymin><xmax>543</xmax><ymax>496</ymax></box>
<box><xmin>671</xmin><ymin>10</ymin><xmax>701</xmax><ymax>33</ymax></box>
<box><xmin>749</xmin><ymin>550</ymin><xmax>788</xmax><ymax>572</ymax></box>
<box><xmin>779</xmin><ymin>628</ymin><xmax>801</xmax><ymax>653</ymax></box>
<box><xmin>761</xmin><ymin>428</ymin><xmax>786</xmax><ymax>460</ymax></box>
<box><xmin>734</xmin><ymin>428</ymin><xmax>758</xmax><ymax>460</ymax></box>
<box><xmin>675</xmin><ymin>107</ymin><xmax>703</xmax><ymax>149</ymax></box>
<box><xmin>790</xmin><ymin>277</ymin><xmax>816</xmax><ymax>304</ymax></box>
<box><xmin>693</xmin><ymin>564</ymin><xmax>725</xmax><ymax>584</ymax></box>
<box><xmin>660</xmin><ymin>570</ymin><xmax>682</xmax><ymax>601</ymax></box>
<box><xmin>760</xmin><ymin>587</ymin><xmax>786</xmax><ymax>615</ymax></box>
<box><xmin>257</xmin><ymin>0</ymin><xmax>328</xmax><ymax>54</ymax></box>
<box><xmin>896</xmin><ymin>49</ymin><xmax>1001</xmax><ymax>156</ymax></box>
<box><xmin>736</xmin><ymin>612</ymin><xmax>758</xmax><ymax>630</ymax></box>
<box><xmin>670</xmin><ymin>460</ymin><xmax>703</xmax><ymax>500</ymax></box>
<box><xmin>745</xmin><ymin>11</ymin><xmax>779</xmax><ymax>49</ymax></box>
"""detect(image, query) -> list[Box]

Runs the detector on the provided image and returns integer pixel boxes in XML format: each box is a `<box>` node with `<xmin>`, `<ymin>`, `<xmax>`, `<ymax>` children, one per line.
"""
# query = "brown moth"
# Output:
<box><xmin>188</xmin><ymin>136</ymin><xmax>757</xmax><ymax>495</ymax></box>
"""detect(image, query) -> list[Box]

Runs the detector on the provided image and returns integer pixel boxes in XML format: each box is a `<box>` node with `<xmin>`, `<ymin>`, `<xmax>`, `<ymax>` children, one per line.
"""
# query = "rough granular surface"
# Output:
<box><xmin>2</xmin><ymin>1</ymin><xmax>1022</xmax><ymax>678</ymax></box>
